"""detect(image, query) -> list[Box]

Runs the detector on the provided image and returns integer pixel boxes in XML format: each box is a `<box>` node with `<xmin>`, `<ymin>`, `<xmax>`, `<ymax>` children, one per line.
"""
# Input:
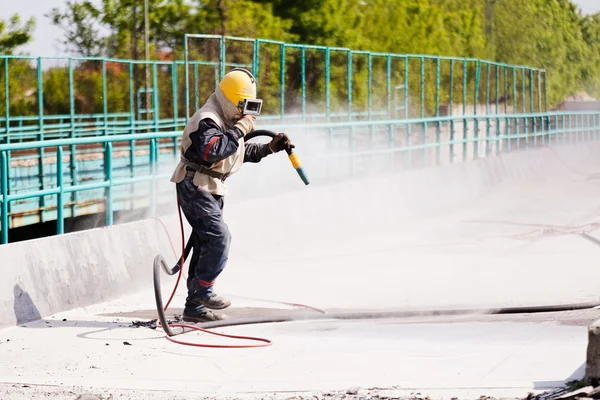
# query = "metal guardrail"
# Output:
<box><xmin>184</xmin><ymin>34</ymin><xmax>548</xmax><ymax>121</ymax></box>
<box><xmin>1</xmin><ymin>110</ymin><xmax>599</xmax><ymax>244</ymax></box>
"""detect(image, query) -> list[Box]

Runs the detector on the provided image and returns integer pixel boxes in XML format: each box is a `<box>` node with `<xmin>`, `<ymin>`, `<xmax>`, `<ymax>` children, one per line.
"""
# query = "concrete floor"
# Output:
<box><xmin>0</xmin><ymin>289</ymin><xmax>597</xmax><ymax>400</ymax></box>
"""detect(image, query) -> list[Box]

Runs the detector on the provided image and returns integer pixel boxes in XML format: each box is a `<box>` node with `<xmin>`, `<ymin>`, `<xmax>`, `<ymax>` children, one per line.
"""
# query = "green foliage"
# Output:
<box><xmin>47</xmin><ymin>1</ymin><xmax>106</xmax><ymax>57</ymax></box>
<box><xmin>0</xmin><ymin>14</ymin><xmax>35</xmax><ymax>55</ymax></box>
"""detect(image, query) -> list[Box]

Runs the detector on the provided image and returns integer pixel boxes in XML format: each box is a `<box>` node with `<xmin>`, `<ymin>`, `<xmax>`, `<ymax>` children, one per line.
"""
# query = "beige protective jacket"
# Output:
<box><xmin>170</xmin><ymin>87</ymin><xmax>246</xmax><ymax>196</ymax></box>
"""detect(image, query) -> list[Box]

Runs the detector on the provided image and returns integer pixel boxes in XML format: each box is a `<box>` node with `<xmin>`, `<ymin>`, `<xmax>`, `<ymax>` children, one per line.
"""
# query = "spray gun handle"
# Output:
<box><xmin>245</xmin><ymin>130</ymin><xmax>310</xmax><ymax>186</ymax></box>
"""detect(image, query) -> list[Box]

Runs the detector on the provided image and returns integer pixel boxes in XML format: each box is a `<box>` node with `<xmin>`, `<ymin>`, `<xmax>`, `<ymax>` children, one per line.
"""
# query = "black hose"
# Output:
<box><xmin>153</xmin><ymin>254</ymin><xmax>186</xmax><ymax>336</ymax></box>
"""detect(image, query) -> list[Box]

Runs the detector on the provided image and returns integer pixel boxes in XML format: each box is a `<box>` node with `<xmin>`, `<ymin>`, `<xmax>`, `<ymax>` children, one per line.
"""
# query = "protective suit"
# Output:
<box><xmin>170</xmin><ymin>68</ymin><xmax>293</xmax><ymax>322</ymax></box>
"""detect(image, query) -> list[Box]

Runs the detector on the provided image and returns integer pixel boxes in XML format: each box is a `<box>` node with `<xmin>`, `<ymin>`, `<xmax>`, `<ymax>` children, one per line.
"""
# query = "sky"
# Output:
<box><xmin>4</xmin><ymin>0</ymin><xmax>600</xmax><ymax>58</ymax></box>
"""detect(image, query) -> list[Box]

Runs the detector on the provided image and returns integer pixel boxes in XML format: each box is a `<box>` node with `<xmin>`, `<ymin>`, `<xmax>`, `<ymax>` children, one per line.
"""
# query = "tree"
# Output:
<box><xmin>0</xmin><ymin>14</ymin><xmax>35</xmax><ymax>55</ymax></box>
<box><xmin>493</xmin><ymin>0</ymin><xmax>590</xmax><ymax>106</ymax></box>
<box><xmin>47</xmin><ymin>0</ymin><xmax>294</xmax><ymax>59</ymax></box>
<box><xmin>47</xmin><ymin>1</ymin><xmax>107</xmax><ymax>57</ymax></box>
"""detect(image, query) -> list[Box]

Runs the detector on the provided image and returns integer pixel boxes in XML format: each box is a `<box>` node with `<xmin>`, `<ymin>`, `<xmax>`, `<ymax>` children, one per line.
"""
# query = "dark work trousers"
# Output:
<box><xmin>175</xmin><ymin>175</ymin><xmax>232</xmax><ymax>310</ymax></box>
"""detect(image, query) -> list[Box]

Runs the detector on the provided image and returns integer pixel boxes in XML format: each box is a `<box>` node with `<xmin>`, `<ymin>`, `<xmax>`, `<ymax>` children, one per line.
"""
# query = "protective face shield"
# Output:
<box><xmin>218</xmin><ymin>68</ymin><xmax>263</xmax><ymax>117</ymax></box>
<box><xmin>240</xmin><ymin>98</ymin><xmax>263</xmax><ymax>116</ymax></box>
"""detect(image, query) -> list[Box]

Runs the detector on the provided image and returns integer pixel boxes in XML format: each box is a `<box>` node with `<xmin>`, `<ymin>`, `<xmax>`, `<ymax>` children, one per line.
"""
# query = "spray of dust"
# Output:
<box><xmin>107</xmin><ymin>96</ymin><xmax>600</xmax><ymax>317</ymax></box>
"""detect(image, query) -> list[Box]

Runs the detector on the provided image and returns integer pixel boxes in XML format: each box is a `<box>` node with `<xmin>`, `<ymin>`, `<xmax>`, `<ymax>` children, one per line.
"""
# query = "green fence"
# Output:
<box><xmin>185</xmin><ymin>34</ymin><xmax>548</xmax><ymax>120</ymax></box>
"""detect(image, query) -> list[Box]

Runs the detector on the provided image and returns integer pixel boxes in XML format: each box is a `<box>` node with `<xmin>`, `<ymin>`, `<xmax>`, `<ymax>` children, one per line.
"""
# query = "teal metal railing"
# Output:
<box><xmin>184</xmin><ymin>34</ymin><xmax>548</xmax><ymax>122</ymax></box>
<box><xmin>1</xmin><ymin>110</ymin><xmax>599</xmax><ymax>244</ymax></box>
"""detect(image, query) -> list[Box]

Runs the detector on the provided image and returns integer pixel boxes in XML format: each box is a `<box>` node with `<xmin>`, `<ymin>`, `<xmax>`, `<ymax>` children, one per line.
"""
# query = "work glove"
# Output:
<box><xmin>269</xmin><ymin>133</ymin><xmax>295</xmax><ymax>153</ymax></box>
<box><xmin>234</xmin><ymin>115</ymin><xmax>255</xmax><ymax>135</ymax></box>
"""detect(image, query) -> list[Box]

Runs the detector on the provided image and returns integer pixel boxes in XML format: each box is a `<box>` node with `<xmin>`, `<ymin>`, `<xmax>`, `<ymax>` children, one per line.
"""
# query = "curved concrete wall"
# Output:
<box><xmin>0</xmin><ymin>217</ymin><xmax>180</xmax><ymax>329</ymax></box>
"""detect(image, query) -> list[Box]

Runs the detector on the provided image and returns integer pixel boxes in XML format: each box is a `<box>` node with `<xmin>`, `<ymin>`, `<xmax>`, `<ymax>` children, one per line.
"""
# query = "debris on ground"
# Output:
<box><xmin>129</xmin><ymin>315</ymin><xmax>182</xmax><ymax>329</ymax></box>
<box><xmin>346</xmin><ymin>387</ymin><xmax>361</xmax><ymax>395</ymax></box>
<box><xmin>130</xmin><ymin>319</ymin><xmax>158</xmax><ymax>329</ymax></box>
<box><xmin>532</xmin><ymin>383</ymin><xmax>600</xmax><ymax>400</ymax></box>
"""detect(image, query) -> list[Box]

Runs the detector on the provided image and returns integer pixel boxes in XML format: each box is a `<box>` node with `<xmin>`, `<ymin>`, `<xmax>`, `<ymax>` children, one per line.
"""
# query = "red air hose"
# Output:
<box><xmin>154</xmin><ymin>201</ymin><xmax>274</xmax><ymax>348</ymax></box>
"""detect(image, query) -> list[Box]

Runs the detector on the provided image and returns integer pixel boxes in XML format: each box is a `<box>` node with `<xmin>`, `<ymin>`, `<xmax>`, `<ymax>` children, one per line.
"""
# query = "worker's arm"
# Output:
<box><xmin>243</xmin><ymin>133</ymin><xmax>295</xmax><ymax>163</ymax></box>
<box><xmin>243</xmin><ymin>142</ymin><xmax>273</xmax><ymax>163</ymax></box>
<box><xmin>187</xmin><ymin>117</ymin><xmax>253</xmax><ymax>164</ymax></box>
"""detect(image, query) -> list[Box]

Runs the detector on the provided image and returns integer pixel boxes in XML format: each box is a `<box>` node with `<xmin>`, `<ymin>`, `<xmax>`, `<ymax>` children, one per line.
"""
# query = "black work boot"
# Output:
<box><xmin>182</xmin><ymin>307</ymin><xmax>227</xmax><ymax>323</ymax></box>
<box><xmin>187</xmin><ymin>293</ymin><xmax>231</xmax><ymax>310</ymax></box>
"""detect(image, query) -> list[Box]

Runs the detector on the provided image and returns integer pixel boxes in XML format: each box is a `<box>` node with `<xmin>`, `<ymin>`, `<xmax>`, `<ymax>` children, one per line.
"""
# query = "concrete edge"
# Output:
<box><xmin>0</xmin><ymin>215</ymin><xmax>182</xmax><ymax>330</ymax></box>
<box><xmin>586</xmin><ymin>318</ymin><xmax>600</xmax><ymax>385</ymax></box>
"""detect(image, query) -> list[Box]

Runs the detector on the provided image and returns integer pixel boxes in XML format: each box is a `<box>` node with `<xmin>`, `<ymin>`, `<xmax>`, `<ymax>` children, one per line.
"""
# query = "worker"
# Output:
<box><xmin>170</xmin><ymin>68</ymin><xmax>294</xmax><ymax>323</ymax></box>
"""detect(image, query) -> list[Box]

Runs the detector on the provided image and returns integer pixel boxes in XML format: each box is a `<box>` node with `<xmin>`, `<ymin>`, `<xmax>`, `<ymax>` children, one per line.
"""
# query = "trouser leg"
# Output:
<box><xmin>176</xmin><ymin>177</ymin><xmax>231</xmax><ymax>314</ymax></box>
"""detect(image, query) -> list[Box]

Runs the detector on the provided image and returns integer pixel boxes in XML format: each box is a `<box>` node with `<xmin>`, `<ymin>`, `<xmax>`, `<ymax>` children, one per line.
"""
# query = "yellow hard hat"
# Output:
<box><xmin>218</xmin><ymin>68</ymin><xmax>257</xmax><ymax>113</ymax></box>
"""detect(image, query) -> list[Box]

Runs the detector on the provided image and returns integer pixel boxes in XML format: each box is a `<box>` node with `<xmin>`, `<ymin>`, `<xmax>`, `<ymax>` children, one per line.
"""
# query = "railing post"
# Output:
<box><xmin>544</xmin><ymin>71</ymin><xmax>548</xmax><ymax>112</ymax></box>
<box><xmin>325</xmin><ymin>48</ymin><xmax>331</xmax><ymax>121</ymax></box>
<box><xmin>220</xmin><ymin>36</ymin><xmax>226</xmax><ymax>81</ymax></box>
<box><xmin>184</xmin><ymin>35</ymin><xmax>190</xmax><ymax>121</ymax></box>
<box><xmin>152</xmin><ymin>63</ymin><xmax>159</xmax><ymax>132</ymax></box>
<box><xmin>301</xmin><ymin>46</ymin><xmax>306</xmax><ymax>121</ymax></box>
<box><xmin>105</xmin><ymin>142</ymin><xmax>113</xmax><ymax>226</ymax></box>
<box><xmin>435</xmin><ymin>58</ymin><xmax>440</xmax><ymax>117</ymax></box>
<box><xmin>4</xmin><ymin>58</ymin><xmax>9</xmax><ymax>145</ymax></box>
<box><xmin>420</xmin><ymin>57</ymin><xmax>425</xmax><ymax>119</ymax></box>
<box><xmin>386</xmin><ymin>55</ymin><xmax>393</xmax><ymax>146</ymax></box>
<box><xmin>404</xmin><ymin>56</ymin><xmax>409</xmax><ymax>119</ymax></box>
<box><xmin>325</xmin><ymin>48</ymin><xmax>332</xmax><ymax>153</ymax></box>
<box><xmin>462</xmin><ymin>59</ymin><xmax>467</xmax><ymax>116</ymax></box>
<box><xmin>3</xmin><ymin>59</ymin><xmax>10</xmax><ymax>220</ymax></box>
<box><xmin>102</xmin><ymin>59</ymin><xmax>108</xmax><ymax>136</ymax></box>
<box><xmin>129</xmin><ymin>62</ymin><xmax>136</xmax><ymax>175</ymax></box>
<box><xmin>449</xmin><ymin>59</ymin><xmax>455</xmax><ymax>162</ymax></box>
<box><xmin>462</xmin><ymin>59</ymin><xmax>468</xmax><ymax>159</ymax></box>
<box><xmin>68</xmin><ymin>57</ymin><xmax>78</xmax><ymax>219</ymax></box>
<box><xmin>150</xmin><ymin>138</ymin><xmax>157</xmax><ymax>217</ymax></box>
<box><xmin>537</xmin><ymin>70</ymin><xmax>542</xmax><ymax>113</ymax></box>
<box><xmin>252</xmin><ymin>39</ymin><xmax>260</xmax><ymax>82</ymax></box>
<box><xmin>1</xmin><ymin>151</ymin><xmax>8</xmax><ymax>244</ymax></box>
<box><xmin>368</xmin><ymin>53</ymin><xmax>373</xmax><ymax>121</ymax></box>
<box><xmin>485</xmin><ymin>63</ymin><xmax>491</xmax><ymax>157</ymax></box>
<box><xmin>172</xmin><ymin>61</ymin><xmax>179</xmax><ymax>153</ymax></box>
<box><xmin>280</xmin><ymin>44</ymin><xmax>286</xmax><ymax>119</ymax></box>
<box><xmin>37</xmin><ymin>57</ymin><xmax>46</xmax><ymax>218</ymax></box>
<box><xmin>513</xmin><ymin>67</ymin><xmax>520</xmax><ymax>149</ymax></box>
<box><xmin>504</xmin><ymin>67</ymin><xmax>509</xmax><ymax>150</ymax></box>
<box><xmin>347</xmin><ymin>51</ymin><xmax>354</xmax><ymax>150</ymax></box>
<box><xmin>56</xmin><ymin>146</ymin><xmax>64</xmax><ymax>235</ymax></box>
<box><xmin>474</xmin><ymin>60</ymin><xmax>481</xmax><ymax>159</ymax></box>
<box><xmin>368</xmin><ymin>53</ymin><xmax>374</xmax><ymax>142</ymax></box>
